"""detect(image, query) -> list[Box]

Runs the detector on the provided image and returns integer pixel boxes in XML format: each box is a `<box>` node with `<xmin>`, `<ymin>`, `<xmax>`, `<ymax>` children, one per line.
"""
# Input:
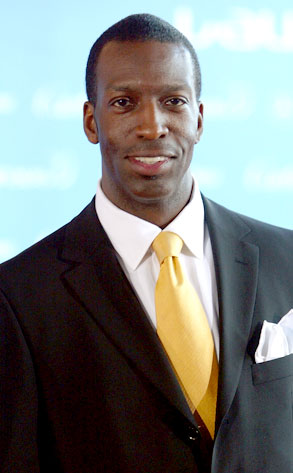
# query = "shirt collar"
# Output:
<box><xmin>95</xmin><ymin>178</ymin><xmax>204</xmax><ymax>271</ymax></box>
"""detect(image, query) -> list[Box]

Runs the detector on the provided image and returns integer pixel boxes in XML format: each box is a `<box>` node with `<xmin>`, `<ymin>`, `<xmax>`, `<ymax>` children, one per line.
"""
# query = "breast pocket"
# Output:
<box><xmin>252</xmin><ymin>353</ymin><xmax>293</xmax><ymax>385</ymax></box>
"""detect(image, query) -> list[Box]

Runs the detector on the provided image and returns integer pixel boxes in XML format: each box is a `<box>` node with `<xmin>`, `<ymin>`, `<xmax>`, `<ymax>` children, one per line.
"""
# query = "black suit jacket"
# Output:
<box><xmin>0</xmin><ymin>196</ymin><xmax>292</xmax><ymax>473</ymax></box>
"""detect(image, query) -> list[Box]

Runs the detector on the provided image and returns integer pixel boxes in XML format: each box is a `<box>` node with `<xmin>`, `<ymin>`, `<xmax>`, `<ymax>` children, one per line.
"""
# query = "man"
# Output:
<box><xmin>0</xmin><ymin>13</ymin><xmax>292</xmax><ymax>473</ymax></box>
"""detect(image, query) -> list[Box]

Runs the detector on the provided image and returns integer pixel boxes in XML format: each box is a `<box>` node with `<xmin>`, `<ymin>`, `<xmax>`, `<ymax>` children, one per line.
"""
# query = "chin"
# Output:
<box><xmin>130</xmin><ymin>181</ymin><xmax>174</xmax><ymax>201</ymax></box>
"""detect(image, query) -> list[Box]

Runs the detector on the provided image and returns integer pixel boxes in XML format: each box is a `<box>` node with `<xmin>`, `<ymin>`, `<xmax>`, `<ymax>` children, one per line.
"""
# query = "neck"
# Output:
<box><xmin>127</xmin><ymin>195</ymin><xmax>192</xmax><ymax>228</ymax></box>
<box><xmin>102</xmin><ymin>182</ymin><xmax>193</xmax><ymax>229</ymax></box>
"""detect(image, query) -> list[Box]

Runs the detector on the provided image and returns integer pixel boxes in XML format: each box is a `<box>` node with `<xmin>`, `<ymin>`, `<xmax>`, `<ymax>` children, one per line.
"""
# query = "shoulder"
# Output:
<box><xmin>202</xmin><ymin>196</ymin><xmax>293</xmax><ymax>278</ymax></box>
<box><xmin>203</xmin><ymin>195</ymin><xmax>292</xmax><ymax>244</ymax></box>
<box><xmin>0</xmin><ymin>198</ymin><xmax>99</xmax><ymax>287</ymax></box>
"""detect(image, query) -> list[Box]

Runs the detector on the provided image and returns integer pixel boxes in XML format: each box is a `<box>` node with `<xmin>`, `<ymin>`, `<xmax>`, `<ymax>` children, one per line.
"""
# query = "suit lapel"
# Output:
<box><xmin>203</xmin><ymin>197</ymin><xmax>259</xmax><ymax>429</ymax></box>
<box><xmin>57</xmin><ymin>196</ymin><xmax>259</xmax><ymax>435</ymax></box>
<box><xmin>59</xmin><ymin>199</ymin><xmax>195</xmax><ymax>426</ymax></box>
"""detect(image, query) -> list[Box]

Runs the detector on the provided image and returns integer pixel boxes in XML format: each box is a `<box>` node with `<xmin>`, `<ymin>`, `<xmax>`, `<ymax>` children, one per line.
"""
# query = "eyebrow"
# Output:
<box><xmin>106</xmin><ymin>83</ymin><xmax>192</xmax><ymax>94</ymax></box>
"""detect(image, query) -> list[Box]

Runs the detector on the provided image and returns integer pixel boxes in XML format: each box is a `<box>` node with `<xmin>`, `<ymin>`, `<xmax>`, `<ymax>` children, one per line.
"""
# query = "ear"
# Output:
<box><xmin>83</xmin><ymin>101</ymin><xmax>99</xmax><ymax>144</ymax></box>
<box><xmin>195</xmin><ymin>102</ymin><xmax>204</xmax><ymax>144</ymax></box>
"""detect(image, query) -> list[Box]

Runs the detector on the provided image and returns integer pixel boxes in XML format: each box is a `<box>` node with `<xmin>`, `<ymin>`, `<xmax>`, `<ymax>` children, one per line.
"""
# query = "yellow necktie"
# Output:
<box><xmin>152</xmin><ymin>231</ymin><xmax>218</xmax><ymax>438</ymax></box>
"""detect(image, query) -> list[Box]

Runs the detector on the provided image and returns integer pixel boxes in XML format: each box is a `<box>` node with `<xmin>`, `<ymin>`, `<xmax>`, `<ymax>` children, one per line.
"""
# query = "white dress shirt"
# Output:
<box><xmin>95</xmin><ymin>179</ymin><xmax>220</xmax><ymax>357</ymax></box>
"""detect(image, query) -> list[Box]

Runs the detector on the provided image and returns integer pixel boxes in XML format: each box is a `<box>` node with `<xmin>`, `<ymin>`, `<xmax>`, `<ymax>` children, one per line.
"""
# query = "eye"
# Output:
<box><xmin>111</xmin><ymin>98</ymin><xmax>133</xmax><ymax>109</ymax></box>
<box><xmin>164</xmin><ymin>97</ymin><xmax>187</xmax><ymax>107</ymax></box>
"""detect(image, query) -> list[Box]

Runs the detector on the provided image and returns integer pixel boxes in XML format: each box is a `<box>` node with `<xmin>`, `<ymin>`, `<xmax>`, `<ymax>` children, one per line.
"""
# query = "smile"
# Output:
<box><xmin>133</xmin><ymin>157</ymin><xmax>168</xmax><ymax>164</ymax></box>
<box><xmin>127</xmin><ymin>155</ymin><xmax>172</xmax><ymax>176</ymax></box>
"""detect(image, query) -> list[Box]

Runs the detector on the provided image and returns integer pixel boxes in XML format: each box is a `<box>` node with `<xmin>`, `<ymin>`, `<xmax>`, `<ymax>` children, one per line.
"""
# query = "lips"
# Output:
<box><xmin>133</xmin><ymin>156</ymin><xmax>167</xmax><ymax>164</ymax></box>
<box><xmin>126</xmin><ymin>154</ymin><xmax>172</xmax><ymax>176</ymax></box>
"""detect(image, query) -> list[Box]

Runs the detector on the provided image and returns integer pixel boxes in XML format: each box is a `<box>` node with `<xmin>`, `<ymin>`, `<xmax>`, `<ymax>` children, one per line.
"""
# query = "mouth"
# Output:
<box><xmin>126</xmin><ymin>155</ymin><xmax>173</xmax><ymax>176</ymax></box>
<box><xmin>131</xmin><ymin>156</ymin><xmax>169</xmax><ymax>164</ymax></box>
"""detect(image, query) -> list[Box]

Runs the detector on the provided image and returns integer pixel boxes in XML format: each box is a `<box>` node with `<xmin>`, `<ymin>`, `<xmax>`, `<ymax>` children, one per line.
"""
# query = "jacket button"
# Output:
<box><xmin>187</xmin><ymin>425</ymin><xmax>201</xmax><ymax>443</ymax></box>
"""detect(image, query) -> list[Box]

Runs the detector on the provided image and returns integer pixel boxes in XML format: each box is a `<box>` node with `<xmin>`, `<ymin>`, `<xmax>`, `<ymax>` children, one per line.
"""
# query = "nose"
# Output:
<box><xmin>135</xmin><ymin>102</ymin><xmax>168</xmax><ymax>140</ymax></box>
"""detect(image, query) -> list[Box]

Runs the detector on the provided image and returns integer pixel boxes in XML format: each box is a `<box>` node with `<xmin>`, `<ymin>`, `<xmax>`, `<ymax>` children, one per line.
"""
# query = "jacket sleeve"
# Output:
<box><xmin>0</xmin><ymin>288</ymin><xmax>40</xmax><ymax>473</ymax></box>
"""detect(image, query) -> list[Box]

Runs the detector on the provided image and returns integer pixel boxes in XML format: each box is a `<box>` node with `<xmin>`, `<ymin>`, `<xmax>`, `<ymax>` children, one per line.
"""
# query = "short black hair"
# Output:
<box><xmin>85</xmin><ymin>13</ymin><xmax>202</xmax><ymax>105</ymax></box>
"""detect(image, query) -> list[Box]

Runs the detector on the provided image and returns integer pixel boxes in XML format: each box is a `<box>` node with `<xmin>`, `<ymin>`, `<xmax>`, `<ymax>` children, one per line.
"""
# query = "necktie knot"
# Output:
<box><xmin>152</xmin><ymin>231</ymin><xmax>183</xmax><ymax>264</ymax></box>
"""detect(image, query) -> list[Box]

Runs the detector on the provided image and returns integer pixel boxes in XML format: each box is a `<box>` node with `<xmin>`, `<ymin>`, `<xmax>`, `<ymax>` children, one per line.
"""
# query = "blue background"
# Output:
<box><xmin>1</xmin><ymin>1</ymin><xmax>292</xmax><ymax>262</ymax></box>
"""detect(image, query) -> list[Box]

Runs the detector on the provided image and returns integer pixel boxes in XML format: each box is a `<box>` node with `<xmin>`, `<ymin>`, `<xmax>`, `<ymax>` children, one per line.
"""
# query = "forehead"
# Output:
<box><xmin>95</xmin><ymin>40</ymin><xmax>195</xmax><ymax>93</ymax></box>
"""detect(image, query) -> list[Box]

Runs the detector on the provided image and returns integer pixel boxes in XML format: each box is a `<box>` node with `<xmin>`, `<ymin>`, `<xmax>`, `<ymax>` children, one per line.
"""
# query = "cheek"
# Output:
<box><xmin>98</xmin><ymin>116</ymin><xmax>128</xmax><ymax>147</ymax></box>
<box><xmin>98</xmin><ymin>122</ymin><xmax>119</xmax><ymax>153</ymax></box>
<box><xmin>98</xmin><ymin>132</ymin><xmax>127</xmax><ymax>179</ymax></box>
<box><xmin>179</xmin><ymin>126</ymin><xmax>198</xmax><ymax>151</ymax></box>
<box><xmin>173</xmin><ymin>112</ymin><xmax>199</xmax><ymax>143</ymax></box>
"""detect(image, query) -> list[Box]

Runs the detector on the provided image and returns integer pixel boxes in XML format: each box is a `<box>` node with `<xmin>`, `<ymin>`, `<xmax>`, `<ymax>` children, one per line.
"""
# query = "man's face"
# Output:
<box><xmin>84</xmin><ymin>40</ymin><xmax>203</xmax><ymax>215</ymax></box>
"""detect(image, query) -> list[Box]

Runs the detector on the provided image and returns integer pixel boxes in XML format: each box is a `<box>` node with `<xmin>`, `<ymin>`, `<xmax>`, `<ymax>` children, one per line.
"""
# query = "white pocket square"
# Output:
<box><xmin>255</xmin><ymin>309</ymin><xmax>293</xmax><ymax>363</ymax></box>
